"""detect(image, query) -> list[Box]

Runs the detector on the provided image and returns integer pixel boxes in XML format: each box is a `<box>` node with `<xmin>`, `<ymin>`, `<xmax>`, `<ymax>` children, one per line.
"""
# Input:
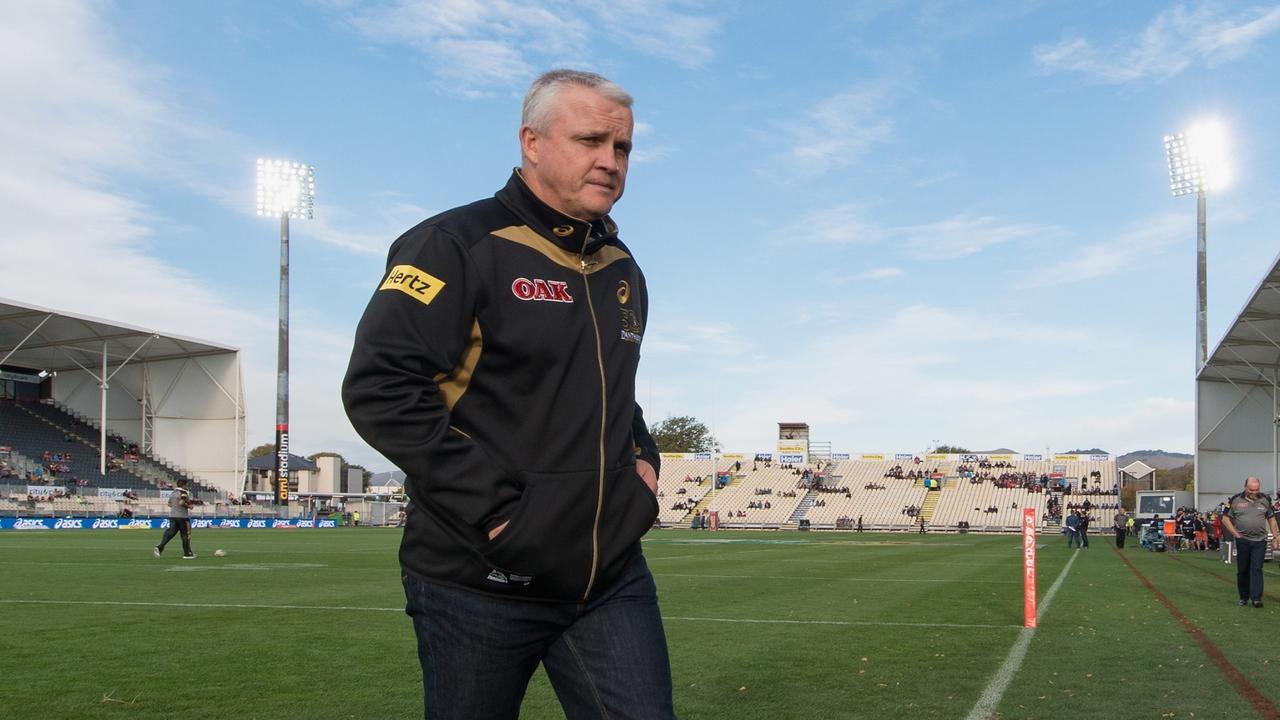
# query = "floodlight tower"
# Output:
<box><xmin>256</xmin><ymin>159</ymin><xmax>315</xmax><ymax>506</ymax></box>
<box><xmin>1164</xmin><ymin>121</ymin><xmax>1230</xmax><ymax>371</ymax></box>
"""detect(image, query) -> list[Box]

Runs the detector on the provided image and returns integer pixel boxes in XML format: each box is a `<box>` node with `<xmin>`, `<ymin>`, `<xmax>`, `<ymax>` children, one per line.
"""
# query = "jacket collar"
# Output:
<box><xmin>496</xmin><ymin>169</ymin><xmax>618</xmax><ymax>255</ymax></box>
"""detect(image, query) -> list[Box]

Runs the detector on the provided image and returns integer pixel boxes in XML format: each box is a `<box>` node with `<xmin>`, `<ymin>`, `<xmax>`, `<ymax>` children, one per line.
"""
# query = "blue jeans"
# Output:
<box><xmin>1236</xmin><ymin>538</ymin><xmax>1267</xmax><ymax>602</ymax></box>
<box><xmin>402</xmin><ymin>554</ymin><xmax>676</xmax><ymax>720</ymax></box>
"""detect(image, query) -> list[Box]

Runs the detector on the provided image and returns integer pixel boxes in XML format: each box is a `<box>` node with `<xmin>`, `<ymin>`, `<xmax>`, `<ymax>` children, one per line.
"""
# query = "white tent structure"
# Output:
<box><xmin>1195</xmin><ymin>252</ymin><xmax>1280</xmax><ymax>509</ymax></box>
<box><xmin>1120</xmin><ymin>460</ymin><xmax>1156</xmax><ymax>491</ymax></box>
<box><xmin>0</xmin><ymin>298</ymin><xmax>245</xmax><ymax>493</ymax></box>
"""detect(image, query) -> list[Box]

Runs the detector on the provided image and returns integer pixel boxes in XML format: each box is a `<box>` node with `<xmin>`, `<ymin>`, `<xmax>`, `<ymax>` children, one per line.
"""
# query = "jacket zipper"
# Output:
<box><xmin>580</xmin><ymin>252</ymin><xmax>607</xmax><ymax>600</ymax></box>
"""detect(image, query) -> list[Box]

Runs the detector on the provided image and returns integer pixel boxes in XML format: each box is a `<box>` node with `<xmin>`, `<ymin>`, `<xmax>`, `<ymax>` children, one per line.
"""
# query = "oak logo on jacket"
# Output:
<box><xmin>379</xmin><ymin>264</ymin><xmax>445</xmax><ymax>305</ymax></box>
<box><xmin>511</xmin><ymin>277</ymin><xmax>574</xmax><ymax>303</ymax></box>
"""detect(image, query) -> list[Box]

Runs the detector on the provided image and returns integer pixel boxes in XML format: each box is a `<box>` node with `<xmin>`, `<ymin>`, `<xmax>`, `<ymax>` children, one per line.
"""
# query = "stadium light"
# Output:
<box><xmin>256</xmin><ymin>158</ymin><xmax>315</xmax><ymax>506</ymax></box>
<box><xmin>256</xmin><ymin>159</ymin><xmax>315</xmax><ymax>219</ymax></box>
<box><xmin>1164</xmin><ymin>120</ymin><xmax>1230</xmax><ymax>371</ymax></box>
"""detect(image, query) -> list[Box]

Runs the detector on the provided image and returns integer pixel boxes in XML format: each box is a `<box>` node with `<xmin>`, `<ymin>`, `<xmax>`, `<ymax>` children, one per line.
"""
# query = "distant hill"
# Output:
<box><xmin>975</xmin><ymin>448</ymin><xmax>1018</xmax><ymax>454</ymax></box>
<box><xmin>1117</xmin><ymin>450</ymin><xmax>1193</xmax><ymax>470</ymax></box>
<box><xmin>370</xmin><ymin>470</ymin><xmax>406</xmax><ymax>486</ymax></box>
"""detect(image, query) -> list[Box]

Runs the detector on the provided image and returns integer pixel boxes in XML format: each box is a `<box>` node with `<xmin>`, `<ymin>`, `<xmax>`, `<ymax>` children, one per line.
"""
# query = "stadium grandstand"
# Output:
<box><xmin>653</xmin><ymin>451</ymin><xmax>1118</xmax><ymax>533</ymax></box>
<box><xmin>1</xmin><ymin>298</ymin><xmax>252</xmax><ymax>519</ymax></box>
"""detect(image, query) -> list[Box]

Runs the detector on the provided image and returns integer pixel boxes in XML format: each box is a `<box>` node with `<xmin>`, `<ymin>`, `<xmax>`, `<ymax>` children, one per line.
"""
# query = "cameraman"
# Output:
<box><xmin>153</xmin><ymin>484</ymin><xmax>196</xmax><ymax>559</ymax></box>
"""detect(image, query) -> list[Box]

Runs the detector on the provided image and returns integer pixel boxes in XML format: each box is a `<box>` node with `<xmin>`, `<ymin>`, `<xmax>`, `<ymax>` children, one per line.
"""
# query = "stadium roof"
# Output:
<box><xmin>1120</xmin><ymin>460</ymin><xmax>1156</xmax><ymax>479</ymax></box>
<box><xmin>247</xmin><ymin>453</ymin><xmax>319</xmax><ymax>472</ymax></box>
<box><xmin>1200</xmin><ymin>251</ymin><xmax>1280</xmax><ymax>388</ymax></box>
<box><xmin>0</xmin><ymin>297</ymin><xmax>236</xmax><ymax>374</ymax></box>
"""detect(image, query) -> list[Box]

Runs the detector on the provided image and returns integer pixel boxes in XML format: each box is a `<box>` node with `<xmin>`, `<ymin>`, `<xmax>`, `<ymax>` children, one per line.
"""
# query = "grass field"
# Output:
<box><xmin>2</xmin><ymin>527</ymin><xmax>1279</xmax><ymax>719</ymax></box>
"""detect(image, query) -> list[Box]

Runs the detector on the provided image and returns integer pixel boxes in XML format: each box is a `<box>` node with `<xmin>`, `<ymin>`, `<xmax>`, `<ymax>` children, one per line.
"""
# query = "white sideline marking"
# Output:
<box><xmin>0</xmin><ymin>598</ymin><xmax>1021</xmax><ymax>629</ymax></box>
<box><xmin>162</xmin><ymin>562</ymin><xmax>327</xmax><ymax>572</ymax></box>
<box><xmin>964</xmin><ymin>549</ymin><xmax>1080</xmax><ymax>720</ymax></box>
<box><xmin>662</xmin><ymin>616</ymin><xmax>1021</xmax><ymax>630</ymax></box>
<box><xmin>0</xmin><ymin>599</ymin><xmax>403</xmax><ymax>612</ymax></box>
<box><xmin>658</xmin><ymin>572</ymin><xmax>1017</xmax><ymax>584</ymax></box>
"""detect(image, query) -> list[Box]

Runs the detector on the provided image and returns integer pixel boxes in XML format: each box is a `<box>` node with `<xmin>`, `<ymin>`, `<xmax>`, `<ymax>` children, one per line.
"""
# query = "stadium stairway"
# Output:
<box><xmin>685</xmin><ymin>491</ymin><xmax>716</xmax><ymax>518</ymax></box>
<box><xmin>0</xmin><ymin>401</ymin><xmax>144</xmax><ymax>488</ymax></box>
<box><xmin>918</xmin><ymin>487</ymin><xmax>941</xmax><ymax>524</ymax></box>
<box><xmin>787</xmin><ymin>489</ymin><xmax>818</xmax><ymax>523</ymax></box>
<box><xmin>686</xmin><ymin>472</ymin><xmax>741</xmax><ymax>518</ymax></box>
<box><xmin>1046</xmin><ymin>489</ymin><xmax>1064</xmax><ymax>527</ymax></box>
<box><xmin>25</xmin><ymin>401</ymin><xmax>212</xmax><ymax>495</ymax></box>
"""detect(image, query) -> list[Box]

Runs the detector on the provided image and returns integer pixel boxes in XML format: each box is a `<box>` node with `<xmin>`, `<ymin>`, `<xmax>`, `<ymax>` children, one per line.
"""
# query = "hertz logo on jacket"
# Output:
<box><xmin>380</xmin><ymin>264</ymin><xmax>445</xmax><ymax>305</ymax></box>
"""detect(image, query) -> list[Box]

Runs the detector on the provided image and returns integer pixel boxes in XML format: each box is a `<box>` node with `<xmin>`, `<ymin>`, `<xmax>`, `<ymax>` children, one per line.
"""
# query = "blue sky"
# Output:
<box><xmin>4</xmin><ymin>1</ymin><xmax>1280</xmax><ymax>471</ymax></box>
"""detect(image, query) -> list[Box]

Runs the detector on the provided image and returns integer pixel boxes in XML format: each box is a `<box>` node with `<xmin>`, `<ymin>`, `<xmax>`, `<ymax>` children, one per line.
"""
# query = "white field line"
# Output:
<box><xmin>657</xmin><ymin>572</ymin><xmax>1017</xmax><ymax>584</ymax></box>
<box><xmin>0</xmin><ymin>599</ymin><xmax>403</xmax><ymax>612</ymax></box>
<box><xmin>662</xmin><ymin>616</ymin><xmax>1021</xmax><ymax>630</ymax></box>
<box><xmin>0</xmin><ymin>598</ymin><xmax>1022</xmax><ymax>630</ymax></box>
<box><xmin>964</xmin><ymin>549</ymin><xmax>1080</xmax><ymax>720</ymax></box>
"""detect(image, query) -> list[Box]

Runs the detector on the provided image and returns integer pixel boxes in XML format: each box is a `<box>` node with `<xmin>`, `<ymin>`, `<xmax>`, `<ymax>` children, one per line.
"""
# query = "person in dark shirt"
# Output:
<box><xmin>1221</xmin><ymin>477</ymin><xmax>1280</xmax><ymax>607</ymax></box>
<box><xmin>153</xmin><ymin>485</ymin><xmax>195</xmax><ymax>559</ymax></box>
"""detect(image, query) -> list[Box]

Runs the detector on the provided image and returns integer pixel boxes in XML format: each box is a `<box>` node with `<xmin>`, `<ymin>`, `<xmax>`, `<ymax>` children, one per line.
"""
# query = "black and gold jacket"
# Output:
<box><xmin>342</xmin><ymin>171</ymin><xmax>660</xmax><ymax>602</ymax></box>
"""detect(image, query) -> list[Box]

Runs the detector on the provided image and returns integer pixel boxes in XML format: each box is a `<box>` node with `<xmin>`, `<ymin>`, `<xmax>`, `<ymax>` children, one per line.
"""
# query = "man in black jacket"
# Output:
<box><xmin>343</xmin><ymin>69</ymin><xmax>672</xmax><ymax>719</ymax></box>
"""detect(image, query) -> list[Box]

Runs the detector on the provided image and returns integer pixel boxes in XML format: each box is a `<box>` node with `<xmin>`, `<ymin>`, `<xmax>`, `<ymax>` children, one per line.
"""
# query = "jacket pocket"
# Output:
<box><xmin>480</xmin><ymin>469</ymin><xmax>597</xmax><ymax>579</ymax></box>
<box><xmin>595</xmin><ymin>465</ymin><xmax>659</xmax><ymax>579</ymax></box>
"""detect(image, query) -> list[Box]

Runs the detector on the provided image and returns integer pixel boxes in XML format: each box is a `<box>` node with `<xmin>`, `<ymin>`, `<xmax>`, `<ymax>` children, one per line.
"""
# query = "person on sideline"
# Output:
<box><xmin>1113</xmin><ymin>507</ymin><xmax>1129</xmax><ymax>548</ymax></box>
<box><xmin>1221</xmin><ymin>477</ymin><xmax>1280</xmax><ymax>608</ymax></box>
<box><xmin>343</xmin><ymin>69</ymin><xmax>672</xmax><ymax>719</ymax></box>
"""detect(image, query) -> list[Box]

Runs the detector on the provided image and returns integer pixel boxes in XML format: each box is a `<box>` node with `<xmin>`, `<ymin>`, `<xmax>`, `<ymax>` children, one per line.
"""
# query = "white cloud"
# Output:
<box><xmin>686</xmin><ymin>303</ymin><xmax>1117</xmax><ymax>454</ymax></box>
<box><xmin>1021</xmin><ymin>213</ymin><xmax>1183</xmax><ymax>287</ymax></box>
<box><xmin>775</xmin><ymin>82</ymin><xmax>896</xmax><ymax>177</ymax></box>
<box><xmin>861</xmin><ymin>267</ymin><xmax>903</xmax><ymax>280</ymax></box>
<box><xmin>1046</xmin><ymin>397</ymin><xmax>1194</xmax><ymax>454</ymax></box>
<box><xmin>785</xmin><ymin>204</ymin><xmax>1058</xmax><ymax>259</ymax></box>
<box><xmin>345</xmin><ymin>0</ymin><xmax>720</xmax><ymax>93</ymax></box>
<box><xmin>628</xmin><ymin>119</ymin><xmax>672</xmax><ymax>164</ymax></box>
<box><xmin>643</xmin><ymin>321</ymin><xmax>737</xmax><ymax>355</ymax></box>
<box><xmin>301</xmin><ymin>199</ymin><xmax>430</xmax><ymax>256</ymax></box>
<box><xmin>1033</xmin><ymin>4</ymin><xmax>1280</xmax><ymax>83</ymax></box>
<box><xmin>577</xmin><ymin>0</ymin><xmax>720</xmax><ymax>69</ymax></box>
<box><xmin>781</xmin><ymin>203</ymin><xmax>888</xmax><ymax>245</ymax></box>
<box><xmin>901</xmin><ymin>214</ymin><xmax>1061</xmax><ymax>259</ymax></box>
<box><xmin>813</xmin><ymin>266</ymin><xmax>900</xmax><ymax>285</ymax></box>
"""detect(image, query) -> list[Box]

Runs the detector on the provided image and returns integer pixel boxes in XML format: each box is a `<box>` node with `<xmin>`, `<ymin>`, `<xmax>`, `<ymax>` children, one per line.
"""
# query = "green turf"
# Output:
<box><xmin>1</xmin><ymin>528</ymin><xmax>1277</xmax><ymax>719</ymax></box>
